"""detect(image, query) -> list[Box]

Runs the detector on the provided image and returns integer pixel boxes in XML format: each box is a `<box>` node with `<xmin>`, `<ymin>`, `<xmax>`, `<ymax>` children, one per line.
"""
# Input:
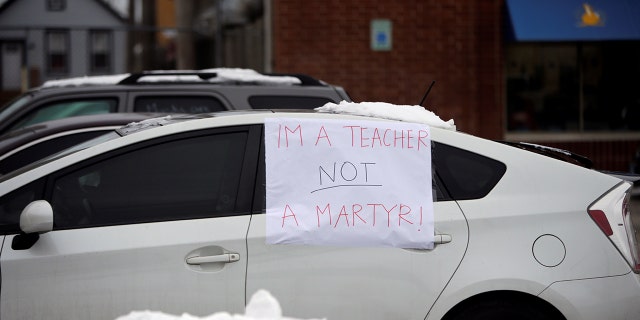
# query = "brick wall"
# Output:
<box><xmin>272</xmin><ymin>0</ymin><xmax>504</xmax><ymax>139</ymax></box>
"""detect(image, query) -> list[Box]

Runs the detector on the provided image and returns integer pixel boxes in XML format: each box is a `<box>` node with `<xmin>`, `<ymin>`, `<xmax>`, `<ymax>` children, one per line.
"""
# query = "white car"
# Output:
<box><xmin>0</xmin><ymin>102</ymin><xmax>638</xmax><ymax>320</ymax></box>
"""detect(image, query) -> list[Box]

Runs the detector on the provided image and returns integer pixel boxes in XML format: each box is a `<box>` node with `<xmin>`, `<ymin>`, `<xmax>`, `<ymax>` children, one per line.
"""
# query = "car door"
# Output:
<box><xmin>245</xmin><ymin>137</ymin><xmax>470</xmax><ymax>320</ymax></box>
<box><xmin>0</xmin><ymin>125</ymin><xmax>261</xmax><ymax>319</ymax></box>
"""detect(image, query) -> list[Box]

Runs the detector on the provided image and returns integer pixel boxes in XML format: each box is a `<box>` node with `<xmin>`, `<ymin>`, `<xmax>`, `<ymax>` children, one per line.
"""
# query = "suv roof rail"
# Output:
<box><xmin>118</xmin><ymin>71</ymin><xmax>218</xmax><ymax>85</ymax></box>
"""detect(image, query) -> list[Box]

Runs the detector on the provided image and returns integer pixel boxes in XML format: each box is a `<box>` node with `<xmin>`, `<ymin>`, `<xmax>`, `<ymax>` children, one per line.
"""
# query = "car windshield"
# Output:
<box><xmin>0</xmin><ymin>131</ymin><xmax>120</xmax><ymax>182</ymax></box>
<box><xmin>0</xmin><ymin>93</ymin><xmax>33</xmax><ymax>124</ymax></box>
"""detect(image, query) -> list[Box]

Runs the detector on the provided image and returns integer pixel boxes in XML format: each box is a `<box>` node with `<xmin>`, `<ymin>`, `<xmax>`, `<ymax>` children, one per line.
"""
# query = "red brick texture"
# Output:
<box><xmin>272</xmin><ymin>0</ymin><xmax>504</xmax><ymax>139</ymax></box>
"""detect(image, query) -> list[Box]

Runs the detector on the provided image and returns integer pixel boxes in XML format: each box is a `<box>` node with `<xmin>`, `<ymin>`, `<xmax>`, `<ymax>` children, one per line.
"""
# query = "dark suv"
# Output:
<box><xmin>0</xmin><ymin>69</ymin><xmax>351</xmax><ymax>135</ymax></box>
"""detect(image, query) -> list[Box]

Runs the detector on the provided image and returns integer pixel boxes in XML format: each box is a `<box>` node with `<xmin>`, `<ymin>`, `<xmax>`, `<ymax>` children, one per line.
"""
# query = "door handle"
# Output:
<box><xmin>186</xmin><ymin>253</ymin><xmax>240</xmax><ymax>265</ymax></box>
<box><xmin>434</xmin><ymin>234</ymin><xmax>452</xmax><ymax>244</ymax></box>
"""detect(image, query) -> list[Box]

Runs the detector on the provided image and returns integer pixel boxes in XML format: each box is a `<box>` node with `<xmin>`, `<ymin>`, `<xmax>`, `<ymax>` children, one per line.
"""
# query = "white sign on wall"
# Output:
<box><xmin>371</xmin><ymin>19</ymin><xmax>392</xmax><ymax>51</ymax></box>
<box><xmin>265</xmin><ymin>118</ymin><xmax>434</xmax><ymax>249</ymax></box>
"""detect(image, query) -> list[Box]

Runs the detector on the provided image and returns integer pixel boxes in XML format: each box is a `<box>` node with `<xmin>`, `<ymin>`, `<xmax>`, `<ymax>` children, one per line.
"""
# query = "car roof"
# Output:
<box><xmin>0</xmin><ymin>113</ymin><xmax>165</xmax><ymax>154</ymax></box>
<box><xmin>37</xmin><ymin>69</ymin><xmax>329</xmax><ymax>90</ymax></box>
<box><xmin>116</xmin><ymin>102</ymin><xmax>457</xmax><ymax>136</ymax></box>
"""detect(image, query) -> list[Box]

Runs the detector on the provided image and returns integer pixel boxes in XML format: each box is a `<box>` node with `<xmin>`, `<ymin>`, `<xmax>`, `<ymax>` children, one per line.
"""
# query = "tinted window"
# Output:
<box><xmin>134</xmin><ymin>96</ymin><xmax>226</xmax><ymax>113</ymax></box>
<box><xmin>11</xmin><ymin>98</ymin><xmax>117</xmax><ymax>130</ymax></box>
<box><xmin>0</xmin><ymin>179</ymin><xmax>45</xmax><ymax>234</ymax></box>
<box><xmin>51</xmin><ymin>131</ymin><xmax>248</xmax><ymax>229</ymax></box>
<box><xmin>249</xmin><ymin>96</ymin><xmax>334</xmax><ymax>109</ymax></box>
<box><xmin>433</xmin><ymin>142</ymin><xmax>506</xmax><ymax>200</ymax></box>
<box><xmin>0</xmin><ymin>131</ymin><xmax>108</xmax><ymax>175</ymax></box>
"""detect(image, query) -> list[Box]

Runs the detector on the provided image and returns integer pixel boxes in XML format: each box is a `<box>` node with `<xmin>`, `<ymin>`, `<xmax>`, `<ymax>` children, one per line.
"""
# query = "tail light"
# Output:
<box><xmin>588</xmin><ymin>181</ymin><xmax>640</xmax><ymax>273</ymax></box>
<box><xmin>621</xmin><ymin>191</ymin><xmax>640</xmax><ymax>271</ymax></box>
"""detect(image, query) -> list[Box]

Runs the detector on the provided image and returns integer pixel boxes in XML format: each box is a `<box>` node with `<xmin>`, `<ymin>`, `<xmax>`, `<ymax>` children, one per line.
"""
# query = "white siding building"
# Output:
<box><xmin>0</xmin><ymin>0</ymin><xmax>128</xmax><ymax>90</ymax></box>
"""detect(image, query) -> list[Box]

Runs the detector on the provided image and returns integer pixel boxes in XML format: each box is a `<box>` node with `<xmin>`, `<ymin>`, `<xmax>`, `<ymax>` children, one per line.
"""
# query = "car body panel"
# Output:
<box><xmin>0</xmin><ymin>216</ymin><xmax>250</xmax><ymax>318</ymax></box>
<box><xmin>538</xmin><ymin>272</ymin><xmax>640</xmax><ymax>320</ymax></box>
<box><xmin>246</xmin><ymin>201</ymin><xmax>468</xmax><ymax>320</ymax></box>
<box><xmin>424</xmin><ymin>127</ymin><xmax>631</xmax><ymax>319</ymax></box>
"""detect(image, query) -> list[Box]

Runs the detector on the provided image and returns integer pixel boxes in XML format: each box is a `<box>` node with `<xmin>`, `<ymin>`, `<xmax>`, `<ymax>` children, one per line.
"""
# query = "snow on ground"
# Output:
<box><xmin>114</xmin><ymin>290</ymin><xmax>324</xmax><ymax>320</ymax></box>
<box><xmin>316</xmin><ymin>101</ymin><xmax>456</xmax><ymax>130</ymax></box>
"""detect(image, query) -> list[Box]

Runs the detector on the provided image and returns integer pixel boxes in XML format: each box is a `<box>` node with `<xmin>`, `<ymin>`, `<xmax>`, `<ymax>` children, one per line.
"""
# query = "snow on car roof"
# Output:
<box><xmin>41</xmin><ymin>74</ymin><xmax>131</xmax><ymax>88</ymax></box>
<box><xmin>41</xmin><ymin>68</ymin><xmax>301</xmax><ymax>88</ymax></box>
<box><xmin>154</xmin><ymin>68</ymin><xmax>301</xmax><ymax>85</ymax></box>
<box><xmin>316</xmin><ymin>101</ymin><xmax>456</xmax><ymax>130</ymax></box>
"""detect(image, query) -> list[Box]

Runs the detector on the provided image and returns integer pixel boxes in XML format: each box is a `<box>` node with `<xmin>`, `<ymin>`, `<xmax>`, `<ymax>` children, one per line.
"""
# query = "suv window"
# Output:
<box><xmin>249</xmin><ymin>96</ymin><xmax>334</xmax><ymax>109</ymax></box>
<box><xmin>51</xmin><ymin>130</ymin><xmax>249</xmax><ymax>229</ymax></box>
<box><xmin>433</xmin><ymin>142</ymin><xmax>506</xmax><ymax>200</ymax></box>
<box><xmin>11</xmin><ymin>98</ymin><xmax>117</xmax><ymax>130</ymax></box>
<box><xmin>134</xmin><ymin>96</ymin><xmax>226</xmax><ymax>113</ymax></box>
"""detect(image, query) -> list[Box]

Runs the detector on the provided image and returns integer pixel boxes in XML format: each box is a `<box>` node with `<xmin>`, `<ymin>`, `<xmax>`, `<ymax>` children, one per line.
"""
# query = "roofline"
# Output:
<box><xmin>0</xmin><ymin>0</ymin><xmax>128</xmax><ymax>23</ymax></box>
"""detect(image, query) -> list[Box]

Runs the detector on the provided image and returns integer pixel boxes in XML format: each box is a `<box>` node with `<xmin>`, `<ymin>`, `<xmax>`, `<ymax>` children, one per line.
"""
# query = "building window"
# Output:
<box><xmin>47</xmin><ymin>0</ymin><xmax>66</xmax><ymax>11</ymax></box>
<box><xmin>89</xmin><ymin>30</ymin><xmax>112</xmax><ymax>73</ymax></box>
<box><xmin>46</xmin><ymin>30</ymin><xmax>69</xmax><ymax>75</ymax></box>
<box><xmin>506</xmin><ymin>42</ymin><xmax>640</xmax><ymax>132</ymax></box>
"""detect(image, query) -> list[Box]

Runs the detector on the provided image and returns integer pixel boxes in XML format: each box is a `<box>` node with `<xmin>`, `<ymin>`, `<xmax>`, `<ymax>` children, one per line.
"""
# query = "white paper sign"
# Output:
<box><xmin>265</xmin><ymin>118</ymin><xmax>434</xmax><ymax>249</ymax></box>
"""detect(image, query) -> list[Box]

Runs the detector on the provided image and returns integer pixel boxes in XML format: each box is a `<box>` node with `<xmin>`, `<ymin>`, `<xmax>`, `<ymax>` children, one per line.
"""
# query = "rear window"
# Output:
<box><xmin>134</xmin><ymin>96</ymin><xmax>226</xmax><ymax>113</ymax></box>
<box><xmin>433</xmin><ymin>142</ymin><xmax>506</xmax><ymax>200</ymax></box>
<box><xmin>249</xmin><ymin>96</ymin><xmax>334</xmax><ymax>109</ymax></box>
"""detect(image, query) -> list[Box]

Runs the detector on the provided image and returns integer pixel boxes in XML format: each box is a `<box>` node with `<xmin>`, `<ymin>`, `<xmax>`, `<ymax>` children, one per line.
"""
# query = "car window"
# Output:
<box><xmin>433</xmin><ymin>142</ymin><xmax>506</xmax><ymax>200</ymax></box>
<box><xmin>0</xmin><ymin>94</ymin><xmax>33</xmax><ymax>124</ymax></box>
<box><xmin>51</xmin><ymin>130</ymin><xmax>248</xmax><ymax>229</ymax></box>
<box><xmin>134</xmin><ymin>96</ymin><xmax>226</xmax><ymax>113</ymax></box>
<box><xmin>249</xmin><ymin>96</ymin><xmax>334</xmax><ymax>109</ymax></box>
<box><xmin>0</xmin><ymin>131</ymin><xmax>109</xmax><ymax>176</ymax></box>
<box><xmin>10</xmin><ymin>98</ymin><xmax>117</xmax><ymax>131</ymax></box>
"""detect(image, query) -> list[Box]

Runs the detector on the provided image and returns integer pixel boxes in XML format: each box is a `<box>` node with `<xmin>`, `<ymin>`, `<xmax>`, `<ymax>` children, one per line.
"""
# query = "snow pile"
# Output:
<box><xmin>114</xmin><ymin>290</ymin><xmax>324</xmax><ymax>320</ymax></box>
<box><xmin>316</xmin><ymin>101</ymin><xmax>456</xmax><ymax>130</ymax></box>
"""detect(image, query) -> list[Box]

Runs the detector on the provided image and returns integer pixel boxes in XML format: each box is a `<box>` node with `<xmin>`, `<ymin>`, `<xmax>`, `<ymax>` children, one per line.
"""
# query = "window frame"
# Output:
<box><xmin>88</xmin><ymin>29</ymin><xmax>113</xmax><ymax>74</ymax></box>
<box><xmin>45</xmin><ymin>29</ymin><xmax>70</xmax><ymax>75</ymax></box>
<box><xmin>505</xmin><ymin>41</ymin><xmax>640</xmax><ymax>137</ymax></box>
<box><xmin>40</xmin><ymin>124</ymin><xmax>261</xmax><ymax>230</ymax></box>
<box><xmin>46</xmin><ymin>0</ymin><xmax>66</xmax><ymax>11</ymax></box>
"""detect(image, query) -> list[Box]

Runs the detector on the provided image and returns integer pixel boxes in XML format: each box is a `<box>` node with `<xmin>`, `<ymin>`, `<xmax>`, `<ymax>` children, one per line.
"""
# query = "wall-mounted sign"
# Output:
<box><xmin>371</xmin><ymin>19</ymin><xmax>392</xmax><ymax>51</ymax></box>
<box><xmin>265</xmin><ymin>118</ymin><xmax>434</xmax><ymax>249</ymax></box>
<box><xmin>580</xmin><ymin>3</ymin><xmax>604</xmax><ymax>27</ymax></box>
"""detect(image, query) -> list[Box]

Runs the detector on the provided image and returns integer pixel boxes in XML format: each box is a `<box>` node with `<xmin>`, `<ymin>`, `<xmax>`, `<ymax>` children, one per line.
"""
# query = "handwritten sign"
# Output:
<box><xmin>265</xmin><ymin>118</ymin><xmax>434</xmax><ymax>249</ymax></box>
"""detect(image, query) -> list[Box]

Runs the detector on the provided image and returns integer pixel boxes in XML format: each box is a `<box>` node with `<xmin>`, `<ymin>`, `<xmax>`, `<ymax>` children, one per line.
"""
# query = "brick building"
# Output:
<box><xmin>271</xmin><ymin>0</ymin><xmax>503</xmax><ymax>140</ymax></box>
<box><xmin>270</xmin><ymin>0</ymin><xmax>640</xmax><ymax>172</ymax></box>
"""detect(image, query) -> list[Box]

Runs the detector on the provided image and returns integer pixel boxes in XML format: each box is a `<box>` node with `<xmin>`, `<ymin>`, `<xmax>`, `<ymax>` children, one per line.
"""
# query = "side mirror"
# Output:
<box><xmin>20</xmin><ymin>200</ymin><xmax>53</xmax><ymax>234</ymax></box>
